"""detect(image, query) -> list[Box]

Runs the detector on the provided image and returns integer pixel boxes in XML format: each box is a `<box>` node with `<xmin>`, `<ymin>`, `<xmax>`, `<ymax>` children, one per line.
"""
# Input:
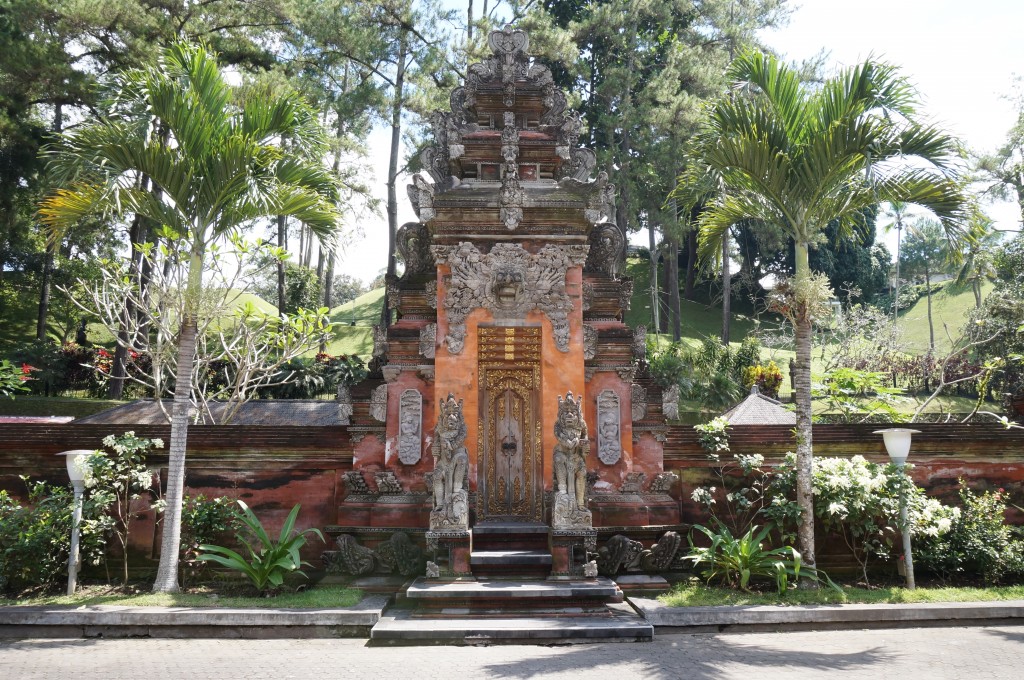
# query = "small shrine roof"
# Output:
<box><xmin>720</xmin><ymin>386</ymin><xmax>795</xmax><ymax>425</ymax></box>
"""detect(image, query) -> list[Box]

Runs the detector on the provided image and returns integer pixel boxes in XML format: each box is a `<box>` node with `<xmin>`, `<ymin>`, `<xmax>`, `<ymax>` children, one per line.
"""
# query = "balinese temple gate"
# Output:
<box><xmin>326</xmin><ymin>29</ymin><xmax>681</xmax><ymax>633</ymax></box>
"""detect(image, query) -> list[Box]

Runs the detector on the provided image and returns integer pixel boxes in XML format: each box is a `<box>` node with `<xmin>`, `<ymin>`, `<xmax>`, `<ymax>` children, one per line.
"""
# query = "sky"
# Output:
<box><xmin>338</xmin><ymin>0</ymin><xmax>1024</xmax><ymax>286</ymax></box>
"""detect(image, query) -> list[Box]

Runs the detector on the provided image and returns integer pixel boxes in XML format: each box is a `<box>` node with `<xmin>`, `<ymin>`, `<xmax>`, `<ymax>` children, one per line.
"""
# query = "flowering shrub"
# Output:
<box><xmin>85</xmin><ymin>432</ymin><xmax>163</xmax><ymax>585</ymax></box>
<box><xmin>769</xmin><ymin>454</ymin><xmax>956</xmax><ymax>583</ymax></box>
<box><xmin>0</xmin><ymin>359</ymin><xmax>33</xmax><ymax>397</ymax></box>
<box><xmin>914</xmin><ymin>483</ymin><xmax>1024</xmax><ymax>584</ymax></box>
<box><xmin>694</xmin><ymin>416</ymin><xmax>730</xmax><ymax>454</ymax></box>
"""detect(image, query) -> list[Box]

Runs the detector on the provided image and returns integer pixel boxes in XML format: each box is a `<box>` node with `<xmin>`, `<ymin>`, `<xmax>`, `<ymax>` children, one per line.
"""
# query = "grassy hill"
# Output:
<box><xmin>896</xmin><ymin>280</ymin><xmax>992</xmax><ymax>355</ymax></box>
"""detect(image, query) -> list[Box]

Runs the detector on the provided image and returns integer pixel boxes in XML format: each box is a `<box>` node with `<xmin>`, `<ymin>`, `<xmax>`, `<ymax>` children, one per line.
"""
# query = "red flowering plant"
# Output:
<box><xmin>0</xmin><ymin>359</ymin><xmax>34</xmax><ymax>397</ymax></box>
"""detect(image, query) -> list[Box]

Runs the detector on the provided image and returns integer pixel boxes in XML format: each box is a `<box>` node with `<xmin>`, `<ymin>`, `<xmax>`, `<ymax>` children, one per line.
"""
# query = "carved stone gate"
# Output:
<box><xmin>477</xmin><ymin>325</ymin><xmax>542</xmax><ymax>523</ymax></box>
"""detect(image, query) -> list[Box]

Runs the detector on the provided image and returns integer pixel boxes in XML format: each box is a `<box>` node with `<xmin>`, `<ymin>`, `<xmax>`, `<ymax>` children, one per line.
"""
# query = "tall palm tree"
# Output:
<box><xmin>956</xmin><ymin>211</ymin><xmax>1002</xmax><ymax>309</ymax></box>
<box><xmin>39</xmin><ymin>41</ymin><xmax>341</xmax><ymax>592</ymax></box>
<box><xmin>881</xmin><ymin>201</ymin><xmax>910</xmax><ymax>321</ymax></box>
<box><xmin>902</xmin><ymin>218</ymin><xmax>953</xmax><ymax>351</ymax></box>
<box><xmin>676</xmin><ymin>51</ymin><xmax>967</xmax><ymax>572</ymax></box>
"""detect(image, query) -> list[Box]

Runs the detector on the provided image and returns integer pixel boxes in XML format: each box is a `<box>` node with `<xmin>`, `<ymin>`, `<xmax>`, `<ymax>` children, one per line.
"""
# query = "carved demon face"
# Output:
<box><xmin>492</xmin><ymin>265</ymin><xmax>524</xmax><ymax>308</ymax></box>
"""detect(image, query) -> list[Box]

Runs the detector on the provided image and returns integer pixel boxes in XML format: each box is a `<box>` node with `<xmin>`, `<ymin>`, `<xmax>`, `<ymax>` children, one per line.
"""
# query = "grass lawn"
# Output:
<box><xmin>897</xmin><ymin>280</ymin><xmax>992</xmax><ymax>355</ymax></box>
<box><xmin>0</xmin><ymin>584</ymin><xmax>363</xmax><ymax>609</ymax></box>
<box><xmin>659</xmin><ymin>580</ymin><xmax>1024</xmax><ymax>607</ymax></box>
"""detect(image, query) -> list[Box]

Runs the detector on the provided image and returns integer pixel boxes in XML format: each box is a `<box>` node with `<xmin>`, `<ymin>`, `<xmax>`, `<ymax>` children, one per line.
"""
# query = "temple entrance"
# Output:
<box><xmin>477</xmin><ymin>326</ymin><xmax>542</xmax><ymax>523</ymax></box>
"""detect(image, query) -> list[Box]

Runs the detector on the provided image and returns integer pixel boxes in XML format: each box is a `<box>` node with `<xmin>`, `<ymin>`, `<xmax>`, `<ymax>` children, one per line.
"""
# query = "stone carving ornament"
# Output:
<box><xmin>419</xmin><ymin>323</ymin><xmax>436</xmax><ymax>359</ymax></box>
<box><xmin>432</xmin><ymin>242</ymin><xmax>588</xmax><ymax>354</ymax></box>
<box><xmin>397</xmin><ymin>389</ymin><xmax>423</xmax><ymax>465</ymax></box>
<box><xmin>631</xmin><ymin>383</ymin><xmax>647</xmax><ymax>422</ymax></box>
<box><xmin>648</xmin><ymin>471</ymin><xmax>679</xmax><ymax>494</ymax></box>
<box><xmin>322</xmin><ymin>532</ymin><xmax>425</xmax><ymax>577</ymax></box>
<box><xmin>430</xmin><ymin>393</ymin><xmax>470</xmax><ymax>531</ymax></box>
<box><xmin>584</xmin><ymin>222</ymin><xmax>625</xmax><ymax>279</ymax></box>
<box><xmin>395</xmin><ymin>222</ymin><xmax>433</xmax><ymax>279</ymax></box>
<box><xmin>552</xmin><ymin>392</ymin><xmax>593</xmax><ymax>529</ymax></box>
<box><xmin>336</xmin><ymin>385</ymin><xmax>353</xmax><ymax>425</ymax></box>
<box><xmin>372</xmin><ymin>325</ymin><xmax>388</xmax><ymax>359</ymax></box>
<box><xmin>369</xmin><ymin>384</ymin><xmax>388</xmax><ymax>423</ymax></box>
<box><xmin>596</xmin><ymin>390</ymin><xmax>622</xmax><ymax>465</ymax></box>
<box><xmin>374</xmin><ymin>471</ymin><xmax>403</xmax><ymax>494</ymax></box>
<box><xmin>583</xmin><ymin>324</ymin><xmax>598</xmax><ymax>360</ymax></box>
<box><xmin>596</xmin><ymin>531</ymin><xmax>683</xmax><ymax>576</ymax></box>
<box><xmin>662</xmin><ymin>384</ymin><xmax>681</xmax><ymax>421</ymax></box>
<box><xmin>633</xmin><ymin>325</ymin><xmax>647</xmax><ymax>360</ymax></box>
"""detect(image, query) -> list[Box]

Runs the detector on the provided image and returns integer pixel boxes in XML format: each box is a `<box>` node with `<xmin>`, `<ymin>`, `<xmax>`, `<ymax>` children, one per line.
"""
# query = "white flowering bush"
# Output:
<box><xmin>86</xmin><ymin>431</ymin><xmax>163</xmax><ymax>585</ymax></box>
<box><xmin>770</xmin><ymin>453</ymin><xmax>956</xmax><ymax>583</ymax></box>
<box><xmin>694</xmin><ymin>417</ymin><xmax>730</xmax><ymax>454</ymax></box>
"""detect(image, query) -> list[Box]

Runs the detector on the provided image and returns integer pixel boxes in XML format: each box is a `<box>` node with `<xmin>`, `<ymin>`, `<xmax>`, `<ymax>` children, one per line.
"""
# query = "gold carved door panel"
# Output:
<box><xmin>478</xmin><ymin>326</ymin><xmax>541</xmax><ymax>523</ymax></box>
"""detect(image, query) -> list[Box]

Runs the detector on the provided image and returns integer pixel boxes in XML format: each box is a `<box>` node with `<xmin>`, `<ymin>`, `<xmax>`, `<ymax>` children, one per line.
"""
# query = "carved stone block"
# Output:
<box><xmin>619</xmin><ymin>472</ymin><xmax>646</xmax><ymax>494</ymax></box>
<box><xmin>369</xmin><ymin>384</ymin><xmax>388</xmax><ymax>423</ymax></box>
<box><xmin>662</xmin><ymin>384</ymin><xmax>681</xmax><ymax>421</ymax></box>
<box><xmin>419</xmin><ymin>323</ymin><xmax>436</xmax><ymax>359</ymax></box>
<box><xmin>336</xmin><ymin>385</ymin><xmax>353</xmax><ymax>425</ymax></box>
<box><xmin>631</xmin><ymin>383</ymin><xmax>647</xmax><ymax>422</ymax></box>
<box><xmin>648</xmin><ymin>471</ymin><xmax>679</xmax><ymax>493</ymax></box>
<box><xmin>633</xmin><ymin>325</ymin><xmax>647</xmax><ymax>360</ymax></box>
<box><xmin>342</xmin><ymin>470</ymin><xmax>371</xmax><ymax>495</ymax></box>
<box><xmin>374</xmin><ymin>471</ymin><xmax>403</xmax><ymax>494</ymax></box>
<box><xmin>382</xmin><ymin>365</ymin><xmax>402</xmax><ymax>383</ymax></box>
<box><xmin>596</xmin><ymin>389</ymin><xmax>622</xmax><ymax>465</ymax></box>
<box><xmin>583</xmin><ymin>324</ymin><xmax>598</xmax><ymax>361</ymax></box>
<box><xmin>372</xmin><ymin>325</ymin><xmax>388</xmax><ymax>359</ymax></box>
<box><xmin>397</xmin><ymin>389</ymin><xmax>422</xmax><ymax>465</ymax></box>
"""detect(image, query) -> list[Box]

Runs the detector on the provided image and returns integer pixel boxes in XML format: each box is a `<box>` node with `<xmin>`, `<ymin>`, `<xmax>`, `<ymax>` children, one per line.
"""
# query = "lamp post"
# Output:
<box><xmin>875</xmin><ymin>428</ymin><xmax>920</xmax><ymax>590</ymax></box>
<box><xmin>58</xmin><ymin>450</ymin><xmax>92</xmax><ymax>596</ymax></box>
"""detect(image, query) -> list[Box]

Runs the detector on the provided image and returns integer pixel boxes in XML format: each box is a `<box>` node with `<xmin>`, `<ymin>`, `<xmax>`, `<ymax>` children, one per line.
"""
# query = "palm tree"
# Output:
<box><xmin>676</xmin><ymin>51</ymin><xmax>967</xmax><ymax>572</ymax></box>
<box><xmin>880</xmin><ymin>201</ymin><xmax>910</xmax><ymax>321</ymax></box>
<box><xmin>39</xmin><ymin>42</ymin><xmax>341</xmax><ymax>592</ymax></box>
<box><xmin>956</xmin><ymin>211</ymin><xmax>1002</xmax><ymax>309</ymax></box>
<box><xmin>902</xmin><ymin>218</ymin><xmax>953</xmax><ymax>351</ymax></box>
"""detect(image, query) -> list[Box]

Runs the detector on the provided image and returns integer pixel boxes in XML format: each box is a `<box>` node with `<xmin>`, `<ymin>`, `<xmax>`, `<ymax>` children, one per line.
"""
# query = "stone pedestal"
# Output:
<box><xmin>548</xmin><ymin>528</ymin><xmax>597</xmax><ymax>580</ymax></box>
<box><xmin>425</xmin><ymin>530</ymin><xmax>473</xmax><ymax>579</ymax></box>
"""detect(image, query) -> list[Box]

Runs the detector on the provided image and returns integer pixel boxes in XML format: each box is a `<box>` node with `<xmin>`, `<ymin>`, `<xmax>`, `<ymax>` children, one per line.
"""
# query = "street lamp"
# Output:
<box><xmin>875</xmin><ymin>428</ymin><xmax>920</xmax><ymax>590</ymax></box>
<box><xmin>58</xmin><ymin>450</ymin><xmax>92</xmax><ymax>596</ymax></box>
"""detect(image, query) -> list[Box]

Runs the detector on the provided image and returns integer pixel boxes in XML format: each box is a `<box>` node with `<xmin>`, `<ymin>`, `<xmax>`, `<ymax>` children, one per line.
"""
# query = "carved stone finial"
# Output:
<box><xmin>430</xmin><ymin>393</ymin><xmax>470</xmax><ymax>531</ymax></box>
<box><xmin>397</xmin><ymin>389</ymin><xmax>423</xmax><ymax>465</ymax></box>
<box><xmin>552</xmin><ymin>391</ymin><xmax>593</xmax><ymax>529</ymax></box>
<box><xmin>597</xmin><ymin>390</ymin><xmax>622</xmax><ymax>465</ymax></box>
<box><xmin>585</xmin><ymin>223</ymin><xmax>625</xmax><ymax>279</ymax></box>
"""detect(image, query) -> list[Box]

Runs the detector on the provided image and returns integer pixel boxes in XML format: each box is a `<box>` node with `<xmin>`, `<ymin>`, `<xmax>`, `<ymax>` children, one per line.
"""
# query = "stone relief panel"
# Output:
<box><xmin>419</xmin><ymin>323</ymin><xmax>437</xmax><ymax>359</ymax></box>
<box><xmin>583</xmin><ymin>324</ymin><xmax>598</xmax><ymax>361</ymax></box>
<box><xmin>596</xmin><ymin>389</ymin><xmax>622</xmax><ymax>465</ymax></box>
<box><xmin>631</xmin><ymin>383</ymin><xmax>647</xmax><ymax>422</ymax></box>
<box><xmin>424</xmin><ymin>280</ymin><xmax>437</xmax><ymax>309</ymax></box>
<box><xmin>369</xmin><ymin>384</ymin><xmax>388</xmax><ymax>423</ymax></box>
<box><xmin>432</xmin><ymin>242</ymin><xmax>589</xmax><ymax>354</ymax></box>
<box><xmin>397</xmin><ymin>389</ymin><xmax>423</xmax><ymax>465</ymax></box>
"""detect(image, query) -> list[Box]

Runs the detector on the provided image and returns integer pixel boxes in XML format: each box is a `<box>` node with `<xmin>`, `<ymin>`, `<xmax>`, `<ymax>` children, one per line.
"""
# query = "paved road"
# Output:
<box><xmin>2</xmin><ymin>625</ymin><xmax>1021</xmax><ymax>679</ymax></box>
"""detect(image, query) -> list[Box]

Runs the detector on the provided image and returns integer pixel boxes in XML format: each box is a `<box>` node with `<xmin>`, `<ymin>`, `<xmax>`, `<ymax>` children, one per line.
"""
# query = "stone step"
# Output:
<box><xmin>470</xmin><ymin>549</ymin><xmax>553</xmax><ymax>566</ymax></box>
<box><xmin>471</xmin><ymin>523</ymin><xmax>550</xmax><ymax>551</ymax></box>
<box><xmin>404</xmin><ymin>576</ymin><xmax>621</xmax><ymax>602</ymax></box>
<box><xmin>471</xmin><ymin>522</ymin><xmax>550</xmax><ymax>535</ymax></box>
<box><xmin>370</xmin><ymin>607</ymin><xmax>653</xmax><ymax>644</ymax></box>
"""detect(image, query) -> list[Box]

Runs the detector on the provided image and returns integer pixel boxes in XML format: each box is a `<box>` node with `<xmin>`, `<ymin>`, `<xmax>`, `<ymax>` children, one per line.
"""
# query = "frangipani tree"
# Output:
<box><xmin>39</xmin><ymin>41</ymin><xmax>341</xmax><ymax>592</ymax></box>
<box><xmin>674</xmin><ymin>51</ymin><xmax>968</xmax><ymax>573</ymax></box>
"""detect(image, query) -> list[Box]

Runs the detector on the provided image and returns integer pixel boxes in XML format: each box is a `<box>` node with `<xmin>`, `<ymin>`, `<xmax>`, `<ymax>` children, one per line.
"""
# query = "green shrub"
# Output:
<box><xmin>198</xmin><ymin>501</ymin><xmax>323</xmax><ymax>595</ymax></box>
<box><xmin>915</xmin><ymin>483</ymin><xmax>1024</xmax><ymax>584</ymax></box>
<box><xmin>179</xmin><ymin>494</ymin><xmax>240</xmax><ymax>587</ymax></box>
<box><xmin>0</xmin><ymin>480</ymin><xmax>110</xmax><ymax>595</ymax></box>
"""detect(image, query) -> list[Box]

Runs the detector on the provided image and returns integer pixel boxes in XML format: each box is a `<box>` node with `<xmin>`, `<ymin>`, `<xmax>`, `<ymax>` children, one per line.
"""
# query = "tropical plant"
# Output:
<box><xmin>686</xmin><ymin>522</ymin><xmax>837</xmax><ymax>594</ymax></box>
<box><xmin>742</xmin><ymin>361</ymin><xmax>783</xmax><ymax>399</ymax></box>
<box><xmin>39</xmin><ymin>41</ymin><xmax>341</xmax><ymax>592</ymax></box>
<box><xmin>674</xmin><ymin>51</ymin><xmax>967</xmax><ymax>572</ymax></box>
<box><xmin>813</xmin><ymin>367</ymin><xmax>906</xmax><ymax>424</ymax></box>
<box><xmin>955</xmin><ymin>210</ymin><xmax>1002</xmax><ymax>309</ymax></box>
<box><xmin>901</xmin><ymin>217</ymin><xmax>955</xmax><ymax>351</ymax></box>
<box><xmin>197</xmin><ymin>501</ymin><xmax>323</xmax><ymax>595</ymax></box>
<box><xmin>84</xmin><ymin>432</ymin><xmax>162</xmax><ymax>585</ymax></box>
<box><xmin>0</xmin><ymin>359</ymin><xmax>32</xmax><ymax>398</ymax></box>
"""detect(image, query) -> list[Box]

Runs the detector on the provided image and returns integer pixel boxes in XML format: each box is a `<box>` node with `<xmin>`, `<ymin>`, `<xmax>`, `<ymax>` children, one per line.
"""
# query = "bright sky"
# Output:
<box><xmin>339</xmin><ymin>0</ymin><xmax>1024</xmax><ymax>285</ymax></box>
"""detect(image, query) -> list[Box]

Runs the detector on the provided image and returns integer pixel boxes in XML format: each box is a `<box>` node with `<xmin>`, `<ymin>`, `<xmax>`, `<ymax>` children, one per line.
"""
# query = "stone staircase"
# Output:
<box><xmin>370</xmin><ymin>523</ymin><xmax>653</xmax><ymax>644</ymax></box>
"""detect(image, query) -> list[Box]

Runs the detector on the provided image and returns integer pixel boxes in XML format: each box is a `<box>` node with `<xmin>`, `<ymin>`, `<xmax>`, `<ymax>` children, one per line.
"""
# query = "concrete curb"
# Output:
<box><xmin>629</xmin><ymin>597</ymin><xmax>1024</xmax><ymax>632</ymax></box>
<box><xmin>0</xmin><ymin>595</ymin><xmax>388</xmax><ymax>639</ymax></box>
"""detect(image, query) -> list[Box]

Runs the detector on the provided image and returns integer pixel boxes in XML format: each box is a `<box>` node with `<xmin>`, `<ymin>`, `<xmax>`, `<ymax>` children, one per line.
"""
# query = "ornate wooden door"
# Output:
<box><xmin>478</xmin><ymin>326</ymin><xmax>542</xmax><ymax>522</ymax></box>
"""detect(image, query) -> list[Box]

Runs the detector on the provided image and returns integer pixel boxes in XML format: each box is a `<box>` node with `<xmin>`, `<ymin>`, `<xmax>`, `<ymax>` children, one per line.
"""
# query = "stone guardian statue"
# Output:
<box><xmin>552</xmin><ymin>391</ymin><xmax>593</xmax><ymax>529</ymax></box>
<box><xmin>430</xmin><ymin>393</ymin><xmax>470</xmax><ymax>531</ymax></box>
